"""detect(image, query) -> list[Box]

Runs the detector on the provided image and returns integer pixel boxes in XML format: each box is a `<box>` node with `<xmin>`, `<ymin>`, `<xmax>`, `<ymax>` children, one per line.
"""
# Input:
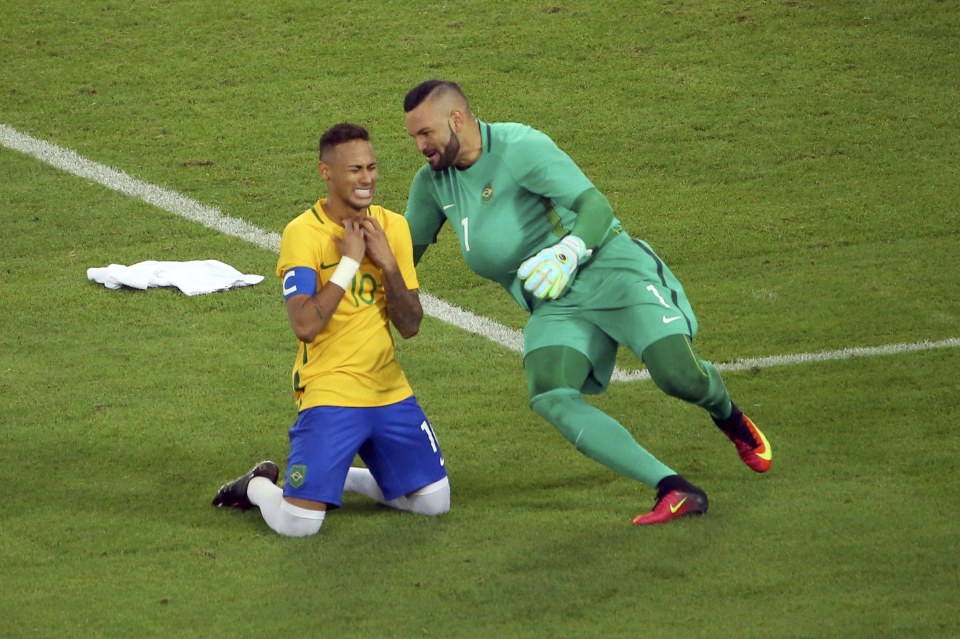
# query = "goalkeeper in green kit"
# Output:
<box><xmin>402</xmin><ymin>80</ymin><xmax>772</xmax><ymax>525</ymax></box>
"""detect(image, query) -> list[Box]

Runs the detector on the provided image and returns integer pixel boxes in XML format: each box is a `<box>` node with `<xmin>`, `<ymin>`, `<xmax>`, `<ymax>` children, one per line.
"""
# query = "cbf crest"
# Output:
<box><xmin>288</xmin><ymin>464</ymin><xmax>307</xmax><ymax>488</ymax></box>
<box><xmin>481</xmin><ymin>181</ymin><xmax>494</xmax><ymax>203</ymax></box>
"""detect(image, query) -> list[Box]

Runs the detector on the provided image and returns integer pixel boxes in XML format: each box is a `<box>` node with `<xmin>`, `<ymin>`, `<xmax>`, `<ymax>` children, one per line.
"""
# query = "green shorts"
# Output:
<box><xmin>523</xmin><ymin>234</ymin><xmax>699</xmax><ymax>394</ymax></box>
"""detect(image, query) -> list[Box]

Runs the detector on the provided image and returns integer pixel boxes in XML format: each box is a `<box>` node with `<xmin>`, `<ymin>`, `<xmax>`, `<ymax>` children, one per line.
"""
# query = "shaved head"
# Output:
<box><xmin>403</xmin><ymin>80</ymin><xmax>472</xmax><ymax>115</ymax></box>
<box><xmin>404</xmin><ymin>79</ymin><xmax>482</xmax><ymax>171</ymax></box>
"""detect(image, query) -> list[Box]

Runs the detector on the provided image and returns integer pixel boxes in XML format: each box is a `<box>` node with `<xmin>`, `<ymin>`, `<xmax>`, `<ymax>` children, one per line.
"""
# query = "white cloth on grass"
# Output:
<box><xmin>87</xmin><ymin>260</ymin><xmax>264</xmax><ymax>296</ymax></box>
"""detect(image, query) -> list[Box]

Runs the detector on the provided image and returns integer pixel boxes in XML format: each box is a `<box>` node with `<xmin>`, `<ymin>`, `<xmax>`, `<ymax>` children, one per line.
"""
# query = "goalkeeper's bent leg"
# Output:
<box><xmin>525</xmin><ymin>346</ymin><xmax>675</xmax><ymax>488</ymax></box>
<box><xmin>642</xmin><ymin>334</ymin><xmax>733</xmax><ymax>419</ymax></box>
<box><xmin>530</xmin><ymin>388</ymin><xmax>675</xmax><ymax>487</ymax></box>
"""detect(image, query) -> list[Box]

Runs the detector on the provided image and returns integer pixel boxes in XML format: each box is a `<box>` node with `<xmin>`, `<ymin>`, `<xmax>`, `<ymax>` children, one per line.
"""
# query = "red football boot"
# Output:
<box><xmin>633</xmin><ymin>478</ymin><xmax>708</xmax><ymax>526</ymax></box>
<box><xmin>714</xmin><ymin>405</ymin><xmax>772</xmax><ymax>473</ymax></box>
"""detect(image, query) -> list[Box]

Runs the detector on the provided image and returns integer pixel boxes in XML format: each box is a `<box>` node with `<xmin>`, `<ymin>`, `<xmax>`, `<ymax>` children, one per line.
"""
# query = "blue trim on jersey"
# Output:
<box><xmin>282</xmin><ymin>267</ymin><xmax>317</xmax><ymax>299</ymax></box>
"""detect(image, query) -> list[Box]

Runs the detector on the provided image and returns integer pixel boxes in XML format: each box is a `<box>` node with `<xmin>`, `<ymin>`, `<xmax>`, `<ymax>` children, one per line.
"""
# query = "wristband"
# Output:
<box><xmin>328</xmin><ymin>257</ymin><xmax>360</xmax><ymax>290</ymax></box>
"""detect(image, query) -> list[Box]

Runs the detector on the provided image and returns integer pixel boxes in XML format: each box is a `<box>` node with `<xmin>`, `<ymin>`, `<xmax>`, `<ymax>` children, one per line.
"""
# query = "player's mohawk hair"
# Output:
<box><xmin>319</xmin><ymin>123</ymin><xmax>369</xmax><ymax>160</ymax></box>
<box><xmin>403</xmin><ymin>80</ymin><xmax>468</xmax><ymax>113</ymax></box>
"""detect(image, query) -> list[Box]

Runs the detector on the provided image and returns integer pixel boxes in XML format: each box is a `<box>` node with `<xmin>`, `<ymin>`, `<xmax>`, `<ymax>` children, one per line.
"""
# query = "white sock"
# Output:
<box><xmin>400</xmin><ymin>477</ymin><xmax>451</xmax><ymax>516</ymax></box>
<box><xmin>344</xmin><ymin>469</ymin><xmax>450</xmax><ymax>516</ymax></box>
<box><xmin>248</xmin><ymin>476</ymin><xmax>325</xmax><ymax>537</ymax></box>
<box><xmin>344</xmin><ymin>467</ymin><xmax>386</xmax><ymax>501</ymax></box>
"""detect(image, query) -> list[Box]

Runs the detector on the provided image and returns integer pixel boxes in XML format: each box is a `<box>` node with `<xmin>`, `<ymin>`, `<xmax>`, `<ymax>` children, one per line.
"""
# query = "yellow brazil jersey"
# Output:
<box><xmin>276</xmin><ymin>200</ymin><xmax>419</xmax><ymax>409</ymax></box>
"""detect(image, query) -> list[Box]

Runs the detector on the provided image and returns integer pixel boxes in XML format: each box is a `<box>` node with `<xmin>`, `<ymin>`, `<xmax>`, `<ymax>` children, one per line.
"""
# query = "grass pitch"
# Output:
<box><xmin>1</xmin><ymin>2</ymin><xmax>958</xmax><ymax>638</ymax></box>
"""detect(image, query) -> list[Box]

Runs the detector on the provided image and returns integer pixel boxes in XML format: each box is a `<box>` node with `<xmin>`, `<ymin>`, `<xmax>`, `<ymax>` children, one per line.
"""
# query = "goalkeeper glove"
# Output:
<box><xmin>517</xmin><ymin>235</ymin><xmax>589</xmax><ymax>300</ymax></box>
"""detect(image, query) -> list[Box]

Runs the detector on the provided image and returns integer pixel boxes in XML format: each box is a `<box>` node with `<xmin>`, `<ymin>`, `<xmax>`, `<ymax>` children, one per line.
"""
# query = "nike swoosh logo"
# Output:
<box><xmin>752</xmin><ymin>422</ymin><xmax>772</xmax><ymax>461</ymax></box>
<box><xmin>442</xmin><ymin>203</ymin><xmax>455</xmax><ymax>210</ymax></box>
<box><xmin>662</xmin><ymin>315</ymin><xmax>683</xmax><ymax>324</ymax></box>
<box><xmin>282</xmin><ymin>270</ymin><xmax>296</xmax><ymax>296</ymax></box>
<box><xmin>319</xmin><ymin>261</ymin><xmax>340</xmax><ymax>270</ymax></box>
<box><xmin>670</xmin><ymin>497</ymin><xmax>687</xmax><ymax>514</ymax></box>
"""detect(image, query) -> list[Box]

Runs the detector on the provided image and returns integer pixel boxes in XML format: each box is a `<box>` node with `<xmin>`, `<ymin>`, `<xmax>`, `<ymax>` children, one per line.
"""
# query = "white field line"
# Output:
<box><xmin>0</xmin><ymin>123</ymin><xmax>522</xmax><ymax>350</ymax></box>
<box><xmin>610</xmin><ymin>338</ymin><xmax>960</xmax><ymax>382</ymax></box>
<box><xmin>4</xmin><ymin>123</ymin><xmax>958</xmax><ymax>382</ymax></box>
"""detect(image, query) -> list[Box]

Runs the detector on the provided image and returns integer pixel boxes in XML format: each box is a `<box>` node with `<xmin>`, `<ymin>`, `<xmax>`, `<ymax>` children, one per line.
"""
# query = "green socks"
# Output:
<box><xmin>530</xmin><ymin>387</ymin><xmax>674</xmax><ymax>488</ymax></box>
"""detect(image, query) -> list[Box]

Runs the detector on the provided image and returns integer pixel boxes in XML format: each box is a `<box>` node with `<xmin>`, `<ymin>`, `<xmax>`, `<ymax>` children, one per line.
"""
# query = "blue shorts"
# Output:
<box><xmin>282</xmin><ymin>395</ymin><xmax>447</xmax><ymax>508</ymax></box>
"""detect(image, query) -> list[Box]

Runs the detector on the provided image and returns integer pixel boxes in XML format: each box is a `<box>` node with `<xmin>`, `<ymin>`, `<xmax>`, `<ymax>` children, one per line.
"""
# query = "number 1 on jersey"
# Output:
<box><xmin>461</xmin><ymin>217</ymin><xmax>471</xmax><ymax>252</ymax></box>
<box><xmin>646</xmin><ymin>284</ymin><xmax>671</xmax><ymax>308</ymax></box>
<box><xmin>420</xmin><ymin>420</ymin><xmax>439</xmax><ymax>452</ymax></box>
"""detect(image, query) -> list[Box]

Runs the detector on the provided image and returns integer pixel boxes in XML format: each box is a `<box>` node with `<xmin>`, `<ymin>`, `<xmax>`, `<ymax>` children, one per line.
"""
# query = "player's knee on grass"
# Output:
<box><xmin>271</xmin><ymin>501</ymin><xmax>325</xmax><ymax>537</ymax></box>
<box><xmin>404</xmin><ymin>477</ymin><xmax>450</xmax><ymax>516</ymax></box>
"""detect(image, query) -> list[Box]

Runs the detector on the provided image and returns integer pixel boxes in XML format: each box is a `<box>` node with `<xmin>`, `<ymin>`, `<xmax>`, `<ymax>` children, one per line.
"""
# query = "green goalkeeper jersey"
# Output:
<box><xmin>405</xmin><ymin>121</ymin><xmax>623</xmax><ymax>312</ymax></box>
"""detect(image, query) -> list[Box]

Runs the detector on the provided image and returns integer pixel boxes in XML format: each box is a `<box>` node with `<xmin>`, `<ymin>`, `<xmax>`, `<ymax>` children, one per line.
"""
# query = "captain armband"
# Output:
<box><xmin>282</xmin><ymin>267</ymin><xmax>318</xmax><ymax>300</ymax></box>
